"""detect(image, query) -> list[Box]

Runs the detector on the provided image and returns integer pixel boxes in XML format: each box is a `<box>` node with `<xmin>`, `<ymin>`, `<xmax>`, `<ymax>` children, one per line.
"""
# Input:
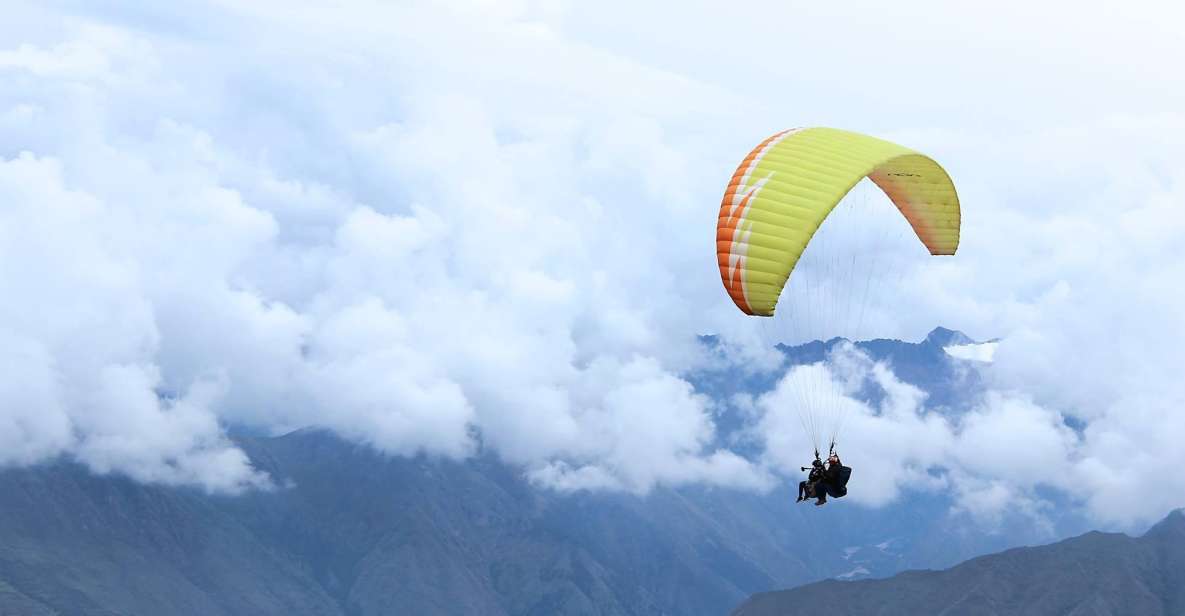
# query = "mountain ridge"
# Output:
<box><xmin>731</xmin><ymin>509</ymin><xmax>1185</xmax><ymax>616</ymax></box>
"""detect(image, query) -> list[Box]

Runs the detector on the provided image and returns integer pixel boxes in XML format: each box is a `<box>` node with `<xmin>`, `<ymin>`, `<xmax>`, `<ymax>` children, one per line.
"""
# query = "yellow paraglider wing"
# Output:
<box><xmin>717</xmin><ymin>127</ymin><xmax>960</xmax><ymax>316</ymax></box>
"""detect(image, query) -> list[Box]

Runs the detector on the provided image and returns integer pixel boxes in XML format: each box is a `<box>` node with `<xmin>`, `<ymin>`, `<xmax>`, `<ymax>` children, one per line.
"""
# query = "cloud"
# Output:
<box><xmin>944</xmin><ymin>342</ymin><xmax>998</xmax><ymax>362</ymax></box>
<box><xmin>0</xmin><ymin>2</ymin><xmax>754</xmax><ymax>493</ymax></box>
<box><xmin>917</xmin><ymin>117</ymin><xmax>1185</xmax><ymax>526</ymax></box>
<box><xmin>0</xmin><ymin>151</ymin><xmax>271</xmax><ymax>492</ymax></box>
<box><xmin>0</xmin><ymin>0</ymin><xmax>1183</xmax><ymax>528</ymax></box>
<box><xmin>526</xmin><ymin>355</ymin><xmax>775</xmax><ymax>493</ymax></box>
<box><xmin>0</xmin><ymin>329</ymin><xmax>73</xmax><ymax>466</ymax></box>
<box><xmin>754</xmin><ymin>339</ymin><xmax>1185</xmax><ymax>529</ymax></box>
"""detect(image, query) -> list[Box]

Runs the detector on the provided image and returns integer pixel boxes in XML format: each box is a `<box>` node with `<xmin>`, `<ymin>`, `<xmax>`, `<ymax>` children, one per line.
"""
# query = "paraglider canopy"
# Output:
<box><xmin>717</xmin><ymin>127</ymin><xmax>961</xmax><ymax>317</ymax></box>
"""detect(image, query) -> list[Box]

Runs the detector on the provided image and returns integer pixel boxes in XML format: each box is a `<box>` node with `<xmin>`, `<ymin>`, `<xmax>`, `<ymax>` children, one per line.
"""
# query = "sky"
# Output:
<box><xmin>1</xmin><ymin>0</ymin><xmax>1183</xmax><ymax>529</ymax></box>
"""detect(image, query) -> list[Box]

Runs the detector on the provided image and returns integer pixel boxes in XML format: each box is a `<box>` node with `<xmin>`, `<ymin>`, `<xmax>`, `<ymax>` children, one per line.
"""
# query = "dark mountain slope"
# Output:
<box><xmin>0</xmin><ymin>462</ymin><xmax>341</xmax><ymax>616</ymax></box>
<box><xmin>733</xmin><ymin>510</ymin><xmax>1185</xmax><ymax>616</ymax></box>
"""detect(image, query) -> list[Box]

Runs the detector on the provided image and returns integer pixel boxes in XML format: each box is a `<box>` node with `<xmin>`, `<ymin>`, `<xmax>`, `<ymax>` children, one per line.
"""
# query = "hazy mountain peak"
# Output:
<box><xmin>1144</xmin><ymin>508</ymin><xmax>1185</xmax><ymax>540</ymax></box>
<box><xmin>923</xmin><ymin>327</ymin><xmax>974</xmax><ymax>347</ymax></box>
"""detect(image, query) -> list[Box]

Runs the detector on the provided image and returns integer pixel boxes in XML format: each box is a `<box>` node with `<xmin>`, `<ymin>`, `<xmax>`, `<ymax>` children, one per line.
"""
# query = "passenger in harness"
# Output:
<box><xmin>796</xmin><ymin>457</ymin><xmax>825</xmax><ymax>502</ymax></box>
